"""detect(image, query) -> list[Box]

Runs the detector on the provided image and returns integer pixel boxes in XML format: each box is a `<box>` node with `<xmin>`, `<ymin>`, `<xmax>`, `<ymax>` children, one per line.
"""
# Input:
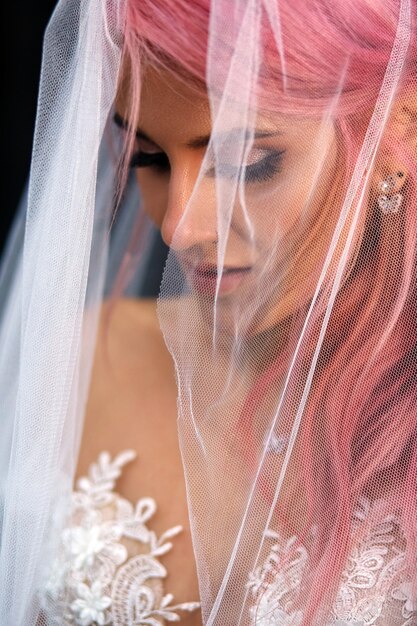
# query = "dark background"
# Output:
<box><xmin>1</xmin><ymin>1</ymin><xmax>57</xmax><ymax>254</ymax></box>
<box><xmin>0</xmin><ymin>2</ymin><xmax>168</xmax><ymax>295</ymax></box>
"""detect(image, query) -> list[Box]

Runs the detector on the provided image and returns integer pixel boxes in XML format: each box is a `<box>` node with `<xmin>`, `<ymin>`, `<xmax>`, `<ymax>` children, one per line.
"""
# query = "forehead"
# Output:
<box><xmin>118</xmin><ymin>67</ymin><xmax>212</xmax><ymax>150</ymax></box>
<box><xmin>116</xmin><ymin>65</ymin><xmax>335</xmax><ymax>152</ymax></box>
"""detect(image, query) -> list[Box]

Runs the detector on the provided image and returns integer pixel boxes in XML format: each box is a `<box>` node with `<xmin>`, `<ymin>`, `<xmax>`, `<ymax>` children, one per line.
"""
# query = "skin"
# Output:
<box><xmin>117</xmin><ymin>68</ymin><xmax>342</xmax><ymax>335</ymax></box>
<box><xmin>77</xmin><ymin>71</ymin><xmax>414</xmax><ymax>623</ymax></box>
<box><xmin>77</xmin><ymin>70</ymin><xmax>342</xmax><ymax>624</ymax></box>
<box><xmin>77</xmin><ymin>300</ymin><xmax>202</xmax><ymax>625</ymax></box>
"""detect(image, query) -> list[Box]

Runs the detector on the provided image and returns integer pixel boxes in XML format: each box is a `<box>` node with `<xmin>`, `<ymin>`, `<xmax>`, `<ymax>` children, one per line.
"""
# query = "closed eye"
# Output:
<box><xmin>129</xmin><ymin>150</ymin><xmax>170</xmax><ymax>171</ymax></box>
<box><xmin>206</xmin><ymin>149</ymin><xmax>285</xmax><ymax>183</ymax></box>
<box><xmin>113</xmin><ymin>112</ymin><xmax>170</xmax><ymax>173</ymax></box>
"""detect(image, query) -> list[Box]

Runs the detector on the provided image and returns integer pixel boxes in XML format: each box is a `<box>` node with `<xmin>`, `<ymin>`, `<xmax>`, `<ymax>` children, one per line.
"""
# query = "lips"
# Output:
<box><xmin>184</xmin><ymin>262</ymin><xmax>252</xmax><ymax>296</ymax></box>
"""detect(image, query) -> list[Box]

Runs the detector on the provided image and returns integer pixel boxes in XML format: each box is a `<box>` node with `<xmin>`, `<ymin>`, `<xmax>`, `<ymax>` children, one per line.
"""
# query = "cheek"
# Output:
<box><xmin>135</xmin><ymin>171</ymin><xmax>169</xmax><ymax>228</ymax></box>
<box><xmin>246</xmin><ymin>176</ymin><xmax>329</xmax><ymax>248</ymax></box>
<box><xmin>250</xmin><ymin>138</ymin><xmax>338</xmax><ymax>246</ymax></box>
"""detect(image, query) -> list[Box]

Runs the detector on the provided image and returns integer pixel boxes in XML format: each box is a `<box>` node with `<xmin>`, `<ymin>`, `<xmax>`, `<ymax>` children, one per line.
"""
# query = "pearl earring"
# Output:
<box><xmin>377</xmin><ymin>173</ymin><xmax>404</xmax><ymax>214</ymax></box>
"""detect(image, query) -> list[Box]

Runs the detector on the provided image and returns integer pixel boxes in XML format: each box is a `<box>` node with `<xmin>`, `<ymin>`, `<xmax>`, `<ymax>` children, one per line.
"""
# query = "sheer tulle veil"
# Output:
<box><xmin>0</xmin><ymin>0</ymin><xmax>416</xmax><ymax>624</ymax></box>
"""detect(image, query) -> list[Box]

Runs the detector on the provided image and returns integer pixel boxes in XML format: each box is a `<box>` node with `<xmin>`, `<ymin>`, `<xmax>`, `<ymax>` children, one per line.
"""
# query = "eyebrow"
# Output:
<box><xmin>113</xmin><ymin>112</ymin><xmax>282</xmax><ymax>150</ymax></box>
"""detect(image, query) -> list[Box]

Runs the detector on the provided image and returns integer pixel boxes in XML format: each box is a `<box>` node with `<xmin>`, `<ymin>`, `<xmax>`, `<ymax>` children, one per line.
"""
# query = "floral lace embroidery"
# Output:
<box><xmin>40</xmin><ymin>451</ymin><xmax>201</xmax><ymax>626</ymax></box>
<box><xmin>247</xmin><ymin>498</ymin><xmax>415</xmax><ymax>626</ymax></box>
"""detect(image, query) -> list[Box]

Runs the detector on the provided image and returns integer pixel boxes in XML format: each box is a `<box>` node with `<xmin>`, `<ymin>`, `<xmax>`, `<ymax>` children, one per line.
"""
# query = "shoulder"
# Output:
<box><xmin>78</xmin><ymin>298</ymin><xmax>178</xmax><ymax>475</ymax></box>
<box><xmin>98</xmin><ymin>297</ymin><xmax>163</xmax><ymax>350</ymax></box>
<box><xmin>88</xmin><ymin>297</ymin><xmax>179</xmax><ymax>404</ymax></box>
<box><xmin>91</xmin><ymin>297</ymin><xmax>173</xmax><ymax>383</ymax></box>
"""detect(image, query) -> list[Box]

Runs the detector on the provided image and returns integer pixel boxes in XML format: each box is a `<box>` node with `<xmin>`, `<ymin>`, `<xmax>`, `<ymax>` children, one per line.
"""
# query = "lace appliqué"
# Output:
<box><xmin>247</xmin><ymin>498</ymin><xmax>415</xmax><ymax>626</ymax></box>
<box><xmin>40</xmin><ymin>451</ymin><xmax>200</xmax><ymax>626</ymax></box>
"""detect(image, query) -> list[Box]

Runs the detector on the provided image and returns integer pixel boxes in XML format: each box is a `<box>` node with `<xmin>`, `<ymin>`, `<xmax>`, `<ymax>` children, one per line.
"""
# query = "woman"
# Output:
<box><xmin>0</xmin><ymin>0</ymin><xmax>415</xmax><ymax>624</ymax></box>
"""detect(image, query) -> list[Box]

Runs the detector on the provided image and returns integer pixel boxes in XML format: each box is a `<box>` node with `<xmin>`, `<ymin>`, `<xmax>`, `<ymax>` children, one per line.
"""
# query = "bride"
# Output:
<box><xmin>0</xmin><ymin>0</ymin><xmax>415</xmax><ymax>625</ymax></box>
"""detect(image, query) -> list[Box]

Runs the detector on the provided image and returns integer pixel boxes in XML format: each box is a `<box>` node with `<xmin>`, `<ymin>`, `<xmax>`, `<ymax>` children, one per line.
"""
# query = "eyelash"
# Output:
<box><xmin>129</xmin><ymin>149</ymin><xmax>285</xmax><ymax>183</ymax></box>
<box><xmin>216</xmin><ymin>151</ymin><xmax>285</xmax><ymax>183</ymax></box>
<box><xmin>129</xmin><ymin>151</ymin><xmax>170</xmax><ymax>171</ymax></box>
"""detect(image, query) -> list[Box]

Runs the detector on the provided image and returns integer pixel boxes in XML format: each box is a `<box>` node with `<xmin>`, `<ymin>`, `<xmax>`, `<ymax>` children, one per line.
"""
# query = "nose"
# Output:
<box><xmin>161</xmin><ymin>163</ymin><xmax>217</xmax><ymax>250</ymax></box>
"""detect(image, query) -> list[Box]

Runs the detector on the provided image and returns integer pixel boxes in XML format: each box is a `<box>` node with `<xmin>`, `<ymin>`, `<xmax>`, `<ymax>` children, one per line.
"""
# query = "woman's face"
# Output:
<box><xmin>117</xmin><ymin>69</ymin><xmax>341</xmax><ymax>334</ymax></box>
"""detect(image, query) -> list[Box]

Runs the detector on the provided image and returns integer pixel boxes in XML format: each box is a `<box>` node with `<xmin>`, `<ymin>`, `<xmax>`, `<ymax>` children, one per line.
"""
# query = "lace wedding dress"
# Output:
<box><xmin>40</xmin><ymin>451</ymin><xmax>415</xmax><ymax>626</ymax></box>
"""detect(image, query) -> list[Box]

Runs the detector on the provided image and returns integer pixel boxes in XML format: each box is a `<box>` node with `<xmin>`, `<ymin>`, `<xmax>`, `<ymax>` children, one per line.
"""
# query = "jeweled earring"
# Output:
<box><xmin>378</xmin><ymin>173</ymin><xmax>404</xmax><ymax>214</ymax></box>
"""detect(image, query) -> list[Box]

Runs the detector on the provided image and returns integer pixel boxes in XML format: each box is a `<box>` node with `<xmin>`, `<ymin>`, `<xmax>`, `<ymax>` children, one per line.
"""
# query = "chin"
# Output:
<box><xmin>194</xmin><ymin>290</ymin><xmax>295</xmax><ymax>342</ymax></box>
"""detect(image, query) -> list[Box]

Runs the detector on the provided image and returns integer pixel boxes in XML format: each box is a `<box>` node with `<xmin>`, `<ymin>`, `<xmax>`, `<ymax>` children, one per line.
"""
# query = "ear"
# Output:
<box><xmin>372</xmin><ymin>86</ymin><xmax>417</xmax><ymax>195</ymax></box>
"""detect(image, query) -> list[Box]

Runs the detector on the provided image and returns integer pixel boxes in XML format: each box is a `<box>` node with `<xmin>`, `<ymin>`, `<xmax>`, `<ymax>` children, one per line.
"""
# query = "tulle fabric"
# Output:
<box><xmin>0</xmin><ymin>0</ymin><xmax>416</xmax><ymax>625</ymax></box>
<box><xmin>158</xmin><ymin>1</ymin><xmax>416</xmax><ymax>623</ymax></box>
<box><xmin>0</xmin><ymin>1</ymin><xmax>126</xmax><ymax>622</ymax></box>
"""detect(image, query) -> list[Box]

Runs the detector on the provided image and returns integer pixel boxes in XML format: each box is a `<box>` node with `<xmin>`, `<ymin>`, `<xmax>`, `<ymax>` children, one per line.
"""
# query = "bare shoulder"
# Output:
<box><xmin>92</xmin><ymin>297</ymin><xmax>174</xmax><ymax>388</ymax></box>
<box><xmin>108</xmin><ymin>296</ymin><xmax>162</xmax><ymax>335</ymax></box>
<box><xmin>99</xmin><ymin>297</ymin><xmax>166</xmax><ymax>354</ymax></box>
<box><xmin>77</xmin><ymin>299</ymin><xmax>202</xmax><ymax>621</ymax></box>
<box><xmin>78</xmin><ymin>297</ymin><xmax>178</xmax><ymax>476</ymax></box>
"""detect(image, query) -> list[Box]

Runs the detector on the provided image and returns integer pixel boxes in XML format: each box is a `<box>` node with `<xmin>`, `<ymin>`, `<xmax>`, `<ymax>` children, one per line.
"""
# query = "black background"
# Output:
<box><xmin>0</xmin><ymin>2</ymin><xmax>168</xmax><ymax>295</ymax></box>
<box><xmin>1</xmin><ymin>1</ymin><xmax>57</xmax><ymax>254</ymax></box>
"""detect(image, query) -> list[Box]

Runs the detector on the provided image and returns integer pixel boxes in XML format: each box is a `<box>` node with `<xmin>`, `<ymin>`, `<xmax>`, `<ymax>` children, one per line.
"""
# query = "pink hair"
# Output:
<box><xmin>119</xmin><ymin>0</ymin><xmax>417</xmax><ymax>622</ymax></box>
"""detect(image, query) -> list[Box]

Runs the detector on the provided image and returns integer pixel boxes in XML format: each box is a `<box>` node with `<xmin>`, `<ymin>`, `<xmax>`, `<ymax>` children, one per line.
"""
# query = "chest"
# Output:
<box><xmin>74</xmin><ymin>359</ymin><xmax>202</xmax><ymax>625</ymax></box>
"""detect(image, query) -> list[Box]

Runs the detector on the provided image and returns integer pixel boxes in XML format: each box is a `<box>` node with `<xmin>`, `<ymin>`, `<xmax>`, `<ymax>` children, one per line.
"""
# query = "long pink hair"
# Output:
<box><xmin>119</xmin><ymin>0</ymin><xmax>417</xmax><ymax>622</ymax></box>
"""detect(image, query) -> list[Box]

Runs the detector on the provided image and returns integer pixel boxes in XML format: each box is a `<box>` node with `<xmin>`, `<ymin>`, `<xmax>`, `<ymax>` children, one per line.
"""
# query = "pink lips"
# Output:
<box><xmin>184</xmin><ymin>263</ymin><xmax>252</xmax><ymax>296</ymax></box>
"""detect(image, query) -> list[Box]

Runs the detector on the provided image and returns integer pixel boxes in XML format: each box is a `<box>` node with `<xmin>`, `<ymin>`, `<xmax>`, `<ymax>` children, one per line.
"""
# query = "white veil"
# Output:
<box><xmin>157</xmin><ymin>1</ymin><xmax>416</xmax><ymax>623</ymax></box>
<box><xmin>0</xmin><ymin>1</ymin><xmax>126</xmax><ymax>621</ymax></box>
<box><xmin>0</xmin><ymin>0</ymin><xmax>416</xmax><ymax>624</ymax></box>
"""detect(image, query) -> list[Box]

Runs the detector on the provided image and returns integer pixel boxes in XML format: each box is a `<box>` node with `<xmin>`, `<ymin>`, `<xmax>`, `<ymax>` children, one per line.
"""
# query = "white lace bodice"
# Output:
<box><xmin>40</xmin><ymin>451</ymin><xmax>415</xmax><ymax>626</ymax></box>
<box><xmin>41</xmin><ymin>451</ymin><xmax>200</xmax><ymax>625</ymax></box>
<box><xmin>247</xmin><ymin>498</ymin><xmax>415</xmax><ymax>626</ymax></box>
